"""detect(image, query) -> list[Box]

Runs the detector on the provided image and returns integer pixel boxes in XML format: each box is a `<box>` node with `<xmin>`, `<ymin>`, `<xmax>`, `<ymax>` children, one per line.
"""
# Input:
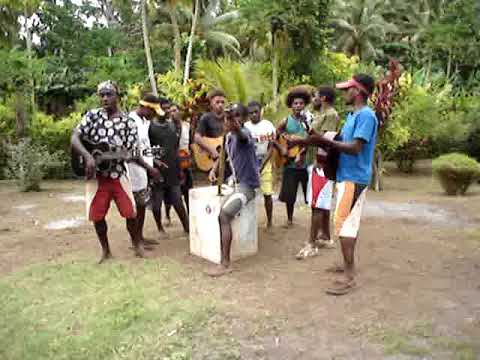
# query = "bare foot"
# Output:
<box><xmin>158</xmin><ymin>230</ymin><xmax>169</xmax><ymax>240</ymax></box>
<box><xmin>282</xmin><ymin>221</ymin><xmax>294</xmax><ymax>229</ymax></box>
<box><xmin>205</xmin><ymin>264</ymin><xmax>233</xmax><ymax>278</ymax></box>
<box><xmin>143</xmin><ymin>238</ymin><xmax>160</xmax><ymax>245</ymax></box>
<box><xmin>165</xmin><ymin>218</ymin><xmax>172</xmax><ymax>227</ymax></box>
<box><xmin>131</xmin><ymin>243</ymin><xmax>154</xmax><ymax>252</ymax></box>
<box><xmin>133</xmin><ymin>246</ymin><xmax>145</xmax><ymax>258</ymax></box>
<box><xmin>98</xmin><ymin>252</ymin><xmax>113</xmax><ymax>264</ymax></box>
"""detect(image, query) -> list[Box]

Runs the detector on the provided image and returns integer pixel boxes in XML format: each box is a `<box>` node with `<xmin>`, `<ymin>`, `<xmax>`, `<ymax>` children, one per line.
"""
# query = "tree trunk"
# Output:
<box><xmin>100</xmin><ymin>0</ymin><xmax>116</xmax><ymax>57</ymax></box>
<box><xmin>183</xmin><ymin>0</ymin><xmax>200</xmax><ymax>85</ymax></box>
<box><xmin>15</xmin><ymin>91</ymin><xmax>27</xmax><ymax>139</ymax></box>
<box><xmin>168</xmin><ymin>6</ymin><xmax>182</xmax><ymax>73</ymax></box>
<box><xmin>272</xmin><ymin>32</ymin><xmax>279</xmax><ymax>111</ymax></box>
<box><xmin>141</xmin><ymin>0</ymin><xmax>158</xmax><ymax>95</ymax></box>
<box><xmin>23</xmin><ymin>4</ymin><xmax>34</xmax><ymax>133</ymax></box>
<box><xmin>425</xmin><ymin>52</ymin><xmax>432</xmax><ymax>84</ymax></box>
<box><xmin>446</xmin><ymin>48</ymin><xmax>453</xmax><ymax>80</ymax></box>
<box><xmin>371</xmin><ymin>148</ymin><xmax>383</xmax><ymax>192</ymax></box>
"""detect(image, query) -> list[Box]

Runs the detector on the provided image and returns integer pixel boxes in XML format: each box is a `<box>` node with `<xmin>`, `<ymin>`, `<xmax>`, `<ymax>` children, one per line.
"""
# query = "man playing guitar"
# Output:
<box><xmin>193</xmin><ymin>89</ymin><xmax>226</xmax><ymax>171</ymax></box>
<box><xmin>71</xmin><ymin>80</ymin><xmax>142</xmax><ymax>263</ymax></box>
<box><xmin>276</xmin><ymin>88</ymin><xmax>312</xmax><ymax>228</ymax></box>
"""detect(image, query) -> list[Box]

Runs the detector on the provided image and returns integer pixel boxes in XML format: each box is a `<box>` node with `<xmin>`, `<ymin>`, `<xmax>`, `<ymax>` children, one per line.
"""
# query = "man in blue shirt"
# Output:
<box><xmin>290</xmin><ymin>74</ymin><xmax>378</xmax><ymax>295</ymax></box>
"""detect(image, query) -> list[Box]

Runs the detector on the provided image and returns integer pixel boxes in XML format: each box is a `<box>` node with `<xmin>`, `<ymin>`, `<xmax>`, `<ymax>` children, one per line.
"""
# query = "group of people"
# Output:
<box><xmin>72</xmin><ymin>71</ymin><xmax>378</xmax><ymax>296</ymax></box>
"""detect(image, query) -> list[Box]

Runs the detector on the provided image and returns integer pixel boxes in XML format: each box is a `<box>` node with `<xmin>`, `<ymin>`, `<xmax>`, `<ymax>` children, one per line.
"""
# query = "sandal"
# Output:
<box><xmin>325</xmin><ymin>279</ymin><xmax>356</xmax><ymax>296</ymax></box>
<box><xmin>295</xmin><ymin>243</ymin><xmax>320</xmax><ymax>260</ymax></box>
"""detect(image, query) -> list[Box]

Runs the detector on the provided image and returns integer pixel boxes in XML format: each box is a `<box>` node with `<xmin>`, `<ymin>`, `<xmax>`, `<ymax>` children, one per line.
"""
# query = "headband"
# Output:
<box><xmin>97</xmin><ymin>80</ymin><xmax>119</xmax><ymax>95</ymax></box>
<box><xmin>140</xmin><ymin>100</ymin><xmax>165</xmax><ymax>116</ymax></box>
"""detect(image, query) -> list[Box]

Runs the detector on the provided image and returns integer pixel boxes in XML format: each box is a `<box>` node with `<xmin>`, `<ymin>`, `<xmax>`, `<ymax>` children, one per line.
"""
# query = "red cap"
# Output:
<box><xmin>336</xmin><ymin>78</ymin><xmax>369</xmax><ymax>95</ymax></box>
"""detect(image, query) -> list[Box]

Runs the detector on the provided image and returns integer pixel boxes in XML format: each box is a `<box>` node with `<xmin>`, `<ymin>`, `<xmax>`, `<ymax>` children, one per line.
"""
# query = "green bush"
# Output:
<box><xmin>30</xmin><ymin>111</ymin><xmax>81</xmax><ymax>179</ymax></box>
<box><xmin>4</xmin><ymin>138</ymin><xmax>65</xmax><ymax>191</ymax></box>
<box><xmin>432</xmin><ymin>153</ymin><xmax>480</xmax><ymax>196</ymax></box>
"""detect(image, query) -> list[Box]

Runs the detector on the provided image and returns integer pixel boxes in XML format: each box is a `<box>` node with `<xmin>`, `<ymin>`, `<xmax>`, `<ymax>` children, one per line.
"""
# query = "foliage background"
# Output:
<box><xmin>1</xmin><ymin>0</ymin><xmax>480</xmax><ymax>181</ymax></box>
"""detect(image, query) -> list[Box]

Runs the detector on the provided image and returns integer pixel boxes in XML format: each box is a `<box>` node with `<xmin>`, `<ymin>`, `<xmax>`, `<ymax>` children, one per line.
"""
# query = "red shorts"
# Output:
<box><xmin>87</xmin><ymin>176</ymin><xmax>136</xmax><ymax>222</ymax></box>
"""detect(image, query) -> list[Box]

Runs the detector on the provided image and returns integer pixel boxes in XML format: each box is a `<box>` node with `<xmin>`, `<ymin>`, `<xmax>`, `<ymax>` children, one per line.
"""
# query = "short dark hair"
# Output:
<box><xmin>228</xmin><ymin>102</ymin><xmax>248</xmax><ymax>118</ymax></box>
<box><xmin>142</xmin><ymin>93</ymin><xmax>160</xmax><ymax>103</ymax></box>
<box><xmin>315</xmin><ymin>86</ymin><xmax>336</xmax><ymax>104</ymax></box>
<box><xmin>286</xmin><ymin>88</ymin><xmax>311</xmax><ymax>108</ymax></box>
<box><xmin>247</xmin><ymin>101</ymin><xmax>262</xmax><ymax>109</ymax></box>
<box><xmin>207</xmin><ymin>89</ymin><xmax>226</xmax><ymax>101</ymax></box>
<box><xmin>159</xmin><ymin>97</ymin><xmax>171</xmax><ymax>106</ymax></box>
<box><xmin>353</xmin><ymin>73</ymin><xmax>375</xmax><ymax>97</ymax></box>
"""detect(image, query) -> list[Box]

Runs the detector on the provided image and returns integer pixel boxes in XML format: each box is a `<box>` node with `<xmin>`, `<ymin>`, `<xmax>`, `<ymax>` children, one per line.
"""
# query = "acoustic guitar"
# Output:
<box><xmin>191</xmin><ymin>136</ymin><xmax>223</xmax><ymax>172</ymax></box>
<box><xmin>272</xmin><ymin>133</ymin><xmax>304</xmax><ymax>168</ymax></box>
<box><xmin>71</xmin><ymin>138</ymin><xmax>164</xmax><ymax>177</ymax></box>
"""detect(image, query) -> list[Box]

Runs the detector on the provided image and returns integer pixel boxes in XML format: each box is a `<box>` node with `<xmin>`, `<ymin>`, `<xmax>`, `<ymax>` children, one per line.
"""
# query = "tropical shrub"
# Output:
<box><xmin>432</xmin><ymin>153</ymin><xmax>480</xmax><ymax>196</ymax></box>
<box><xmin>195</xmin><ymin>58</ymin><xmax>271</xmax><ymax>105</ymax></box>
<box><xmin>29</xmin><ymin>111</ymin><xmax>82</xmax><ymax>179</ymax></box>
<box><xmin>4</xmin><ymin>138</ymin><xmax>65</xmax><ymax>191</ymax></box>
<box><xmin>384</xmin><ymin>75</ymin><xmax>439</xmax><ymax>172</ymax></box>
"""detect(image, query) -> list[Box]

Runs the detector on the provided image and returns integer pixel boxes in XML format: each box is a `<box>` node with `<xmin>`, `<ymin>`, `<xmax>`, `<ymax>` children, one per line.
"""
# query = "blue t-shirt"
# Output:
<box><xmin>225</xmin><ymin>128</ymin><xmax>260</xmax><ymax>189</ymax></box>
<box><xmin>336</xmin><ymin>106</ymin><xmax>378</xmax><ymax>185</ymax></box>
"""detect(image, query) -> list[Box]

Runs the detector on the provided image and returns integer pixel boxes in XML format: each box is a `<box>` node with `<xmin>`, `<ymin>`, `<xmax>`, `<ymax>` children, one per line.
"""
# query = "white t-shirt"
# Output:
<box><xmin>128</xmin><ymin>111</ymin><xmax>153</xmax><ymax>192</ymax></box>
<box><xmin>244</xmin><ymin>119</ymin><xmax>276</xmax><ymax>160</ymax></box>
<box><xmin>179</xmin><ymin>121</ymin><xmax>190</xmax><ymax>151</ymax></box>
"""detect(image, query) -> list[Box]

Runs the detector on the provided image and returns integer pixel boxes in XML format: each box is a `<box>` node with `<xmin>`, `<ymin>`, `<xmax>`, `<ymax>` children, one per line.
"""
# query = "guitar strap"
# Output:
<box><xmin>224</xmin><ymin>133</ymin><xmax>238</xmax><ymax>188</ymax></box>
<box><xmin>217</xmin><ymin>135</ymin><xmax>227</xmax><ymax>196</ymax></box>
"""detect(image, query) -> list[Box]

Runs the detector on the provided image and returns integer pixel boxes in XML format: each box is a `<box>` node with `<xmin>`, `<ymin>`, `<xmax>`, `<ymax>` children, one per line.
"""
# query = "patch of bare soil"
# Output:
<box><xmin>1</xmin><ymin>162</ymin><xmax>479</xmax><ymax>359</ymax></box>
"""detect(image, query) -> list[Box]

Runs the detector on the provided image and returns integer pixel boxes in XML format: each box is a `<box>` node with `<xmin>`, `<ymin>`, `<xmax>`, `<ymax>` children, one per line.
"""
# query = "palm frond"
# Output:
<box><xmin>204</xmin><ymin>30</ymin><xmax>241</xmax><ymax>55</ymax></box>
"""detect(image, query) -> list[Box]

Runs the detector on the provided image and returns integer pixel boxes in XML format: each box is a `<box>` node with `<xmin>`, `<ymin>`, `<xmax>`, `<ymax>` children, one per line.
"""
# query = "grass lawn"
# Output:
<box><xmin>0</xmin><ymin>259</ymin><xmax>239</xmax><ymax>360</ymax></box>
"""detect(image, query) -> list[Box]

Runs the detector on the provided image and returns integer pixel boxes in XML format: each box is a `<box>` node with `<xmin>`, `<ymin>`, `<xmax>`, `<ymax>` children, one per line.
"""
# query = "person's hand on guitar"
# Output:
<box><xmin>84</xmin><ymin>153</ymin><xmax>96</xmax><ymax>179</ymax></box>
<box><xmin>148</xmin><ymin>166</ymin><xmax>162</xmax><ymax>181</ymax></box>
<box><xmin>208</xmin><ymin>168</ymin><xmax>217</xmax><ymax>184</ymax></box>
<box><xmin>209</xmin><ymin>147</ymin><xmax>220</xmax><ymax>161</ymax></box>
<box><xmin>153</xmin><ymin>159</ymin><xmax>168</xmax><ymax>169</ymax></box>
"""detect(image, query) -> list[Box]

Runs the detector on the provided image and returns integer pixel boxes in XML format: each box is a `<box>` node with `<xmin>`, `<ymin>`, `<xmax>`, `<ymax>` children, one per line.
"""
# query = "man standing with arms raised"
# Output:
<box><xmin>290</xmin><ymin>74</ymin><xmax>378</xmax><ymax>295</ymax></box>
<box><xmin>71</xmin><ymin>81</ymin><xmax>141</xmax><ymax>263</ymax></box>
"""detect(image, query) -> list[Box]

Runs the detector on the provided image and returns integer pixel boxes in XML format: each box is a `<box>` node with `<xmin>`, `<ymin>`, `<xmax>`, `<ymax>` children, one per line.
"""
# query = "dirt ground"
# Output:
<box><xmin>1</xmin><ymin>160</ymin><xmax>479</xmax><ymax>359</ymax></box>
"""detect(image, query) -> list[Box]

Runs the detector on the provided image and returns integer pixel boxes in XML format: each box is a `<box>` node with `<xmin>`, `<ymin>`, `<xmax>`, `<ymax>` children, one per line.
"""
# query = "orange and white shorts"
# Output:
<box><xmin>334</xmin><ymin>181</ymin><xmax>368</xmax><ymax>238</ymax></box>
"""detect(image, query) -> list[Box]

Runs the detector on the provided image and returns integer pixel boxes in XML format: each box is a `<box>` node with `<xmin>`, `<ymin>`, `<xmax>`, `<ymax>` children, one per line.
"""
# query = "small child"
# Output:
<box><xmin>296</xmin><ymin>148</ymin><xmax>334</xmax><ymax>260</ymax></box>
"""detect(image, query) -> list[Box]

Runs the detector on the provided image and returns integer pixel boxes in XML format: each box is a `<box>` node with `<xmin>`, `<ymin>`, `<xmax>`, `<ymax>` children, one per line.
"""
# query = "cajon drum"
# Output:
<box><xmin>189</xmin><ymin>186</ymin><xmax>258</xmax><ymax>264</ymax></box>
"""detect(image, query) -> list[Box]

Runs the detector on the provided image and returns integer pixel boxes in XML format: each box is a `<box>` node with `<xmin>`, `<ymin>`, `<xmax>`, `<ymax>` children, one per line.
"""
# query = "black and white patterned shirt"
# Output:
<box><xmin>76</xmin><ymin>108</ymin><xmax>138</xmax><ymax>179</ymax></box>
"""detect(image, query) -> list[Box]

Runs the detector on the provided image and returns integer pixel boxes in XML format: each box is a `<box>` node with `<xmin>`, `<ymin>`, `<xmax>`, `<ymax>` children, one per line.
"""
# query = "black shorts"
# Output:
<box><xmin>279</xmin><ymin>167</ymin><xmax>308</xmax><ymax>205</ymax></box>
<box><xmin>150</xmin><ymin>182</ymin><xmax>182</xmax><ymax>209</ymax></box>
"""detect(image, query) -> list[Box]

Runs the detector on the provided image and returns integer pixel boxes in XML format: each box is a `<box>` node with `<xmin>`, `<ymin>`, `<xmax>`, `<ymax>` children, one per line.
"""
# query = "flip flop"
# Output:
<box><xmin>295</xmin><ymin>244</ymin><xmax>319</xmax><ymax>260</ymax></box>
<box><xmin>325</xmin><ymin>280</ymin><xmax>356</xmax><ymax>296</ymax></box>
<box><xmin>325</xmin><ymin>264</ymin><xmax>345</xmax><ymax>273</ymax></box>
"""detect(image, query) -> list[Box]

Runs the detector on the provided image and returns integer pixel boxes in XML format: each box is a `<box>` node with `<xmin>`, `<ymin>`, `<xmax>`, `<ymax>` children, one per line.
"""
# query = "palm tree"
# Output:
<box><xmin>142</xmin><ymin>0</ymin><xmax>158</xmax><ymax>95</ymax></box>
<box><xmin>153</xmin><ymin>0</ymin><xmax>241</xmax><ymax>82</ymax></box>
<box><xmin>392</xmin><ymin>0</ymin><xmax>446</xmax><ymax>80</ymax></box>
<box><xmin>195</xmin><ymin>58</ymin><xmax>270</xmax><ymax>104</ymax></box>
<box><xmin>332</xmin><ymin>0</ymin><xmax>397</xmax><ymax>60</ymax></box>
<box><xmin>183</xmin><ymin>0</ymin><xmax>200</xmax><ymax>84</ymax></box>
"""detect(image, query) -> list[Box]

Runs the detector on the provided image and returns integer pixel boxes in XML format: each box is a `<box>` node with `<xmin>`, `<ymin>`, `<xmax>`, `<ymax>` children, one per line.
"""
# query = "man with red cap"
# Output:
<box><xmin>290</xmin><ymin>73</ymin><xmax>378</xmax><ymax>295</ymax></box>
